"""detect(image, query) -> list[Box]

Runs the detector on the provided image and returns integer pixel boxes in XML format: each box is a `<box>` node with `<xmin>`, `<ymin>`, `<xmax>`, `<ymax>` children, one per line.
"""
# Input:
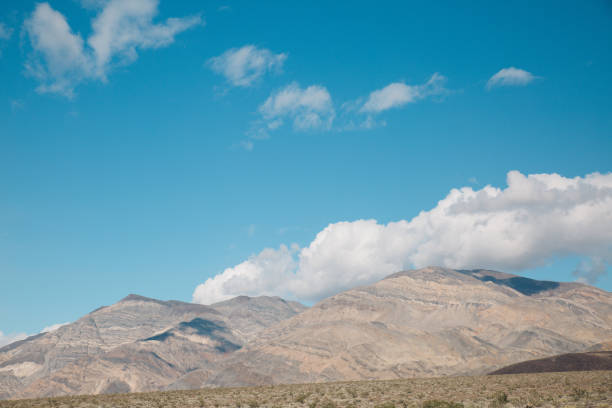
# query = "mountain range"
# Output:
<box><xmin>1</xmin><ymin>267</ymin><xmax>610</xmax><ymax>399</ymax></box>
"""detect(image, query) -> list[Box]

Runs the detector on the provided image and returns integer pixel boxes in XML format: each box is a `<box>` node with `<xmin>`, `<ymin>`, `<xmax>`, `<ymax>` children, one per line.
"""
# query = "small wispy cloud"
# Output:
<box><xmin>331</xmin><ymin>73</ymin><xmax>448</xmax><ymax>131</ymax></box>
<box><xmin>0</xmin><ymin>22</ymin><xmax>13</xmax><ymax>57</ymax></box>
<box><xmin>24</xmin><ymin>1</ymin><xmax>202</xmax><ymax>97</ymax></box>
<box><xmin>259</xmin><ymin>82</ymin><xmax>335</xmax><ymax>131</ymax></box>
<box><xmin>572</xmin><ymin>257</ymin><xmax>608</xmax><ymax>284</ymax></box>
<box><xmin>259</xmin><ymin>82</ymin><xmax>336</xmax><ymax>131</ymax></box>
<box><xmin>236</xmin><ymin>82</ymin><xmax>334</xmax><ymax>150</ymax></box>
<box><xmin>486</xmin><ymin>67</ymin><xmax>536</xmax><ymax>90</ymax></box>
<box><xmin>10</xmin><ymin>100</ymin><xmax>24</xmax><ymax>112</ymax></box>
<box><xmin>41</xmin><ymin>322</ymin><xmax>69</xmax><ymax>333</ymax></box>
<box><xmin>0</xmin><ymin>321</ymin><xmax>71</xmax><ymax>348</ymax></box>
<box><xmin>234</xmin><ymin>140</ymin><xmax>254</xmax><ymax>151</ymax></box>
<box><xmin>208</xmin><ymin>45</ymin><xmax>287</xmax><ymax>87</ymax></box>
<box><xmin>235</xmin><ymin>73</ymin><xmax>449</xmax><ymax>150</ymax></box>
<box><xmin>0</xmin><ymin>330</ymin><xmax>27</xmax><ymax>348</ymax></box>
<box><xmin>360</xmin><ymin>73</ymin><xmax>448</xmax><ymax>114</ymax></box>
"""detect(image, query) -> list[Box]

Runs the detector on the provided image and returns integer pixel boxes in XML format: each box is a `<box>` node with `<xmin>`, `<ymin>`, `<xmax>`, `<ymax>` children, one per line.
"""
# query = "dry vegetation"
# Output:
<box><xmin>1</xmin><ymin>371</ymin><xmax>610</xmax><ymax>408</ymax></box>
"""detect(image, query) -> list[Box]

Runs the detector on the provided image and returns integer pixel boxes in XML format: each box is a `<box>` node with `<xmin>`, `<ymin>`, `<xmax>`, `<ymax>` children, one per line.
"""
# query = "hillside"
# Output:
<box><xmin>490</xmin><ymin>351</ymin><xmax>612</xmax><ymax>374</ymax></box>
<box><xmin>203</xmin><ymin>267</ymin><xmax>612</xmax><ymax>386</ymax></box>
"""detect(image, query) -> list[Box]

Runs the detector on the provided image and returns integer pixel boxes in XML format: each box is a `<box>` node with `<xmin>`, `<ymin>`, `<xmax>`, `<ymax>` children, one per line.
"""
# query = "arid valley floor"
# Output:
<box><xmin>1</xmin><ymin>371</ymin><xmax>610</xmax><ymax>408</ymax></box>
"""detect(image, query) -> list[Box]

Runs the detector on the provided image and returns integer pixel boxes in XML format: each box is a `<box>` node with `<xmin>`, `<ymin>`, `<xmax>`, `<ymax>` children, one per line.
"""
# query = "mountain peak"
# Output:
<box><xmin>119</xmin><ymin>294</ymin><xmax>162</xmax><ymax>303</ymax></box>
<box><xmin>1</xmin><ymin>268</ymin><xmax>609</xmax><ymax>399</ymax></box>
<box><xmin>385</xmin><ymin>267</ymin><xmax>577</xmax><ymax>296</ymax></box>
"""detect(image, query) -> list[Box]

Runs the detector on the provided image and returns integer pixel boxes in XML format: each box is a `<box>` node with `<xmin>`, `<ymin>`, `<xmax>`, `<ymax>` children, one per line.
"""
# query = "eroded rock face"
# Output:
<box><xmin>204</xmin><ymin>267</ymin><xmax>612</xmax><ymax>386</ymax></box>
<box><xmin>0</xmin><ymin>294</ymin><xmax>306</xmax><ymax>399</ymax></box>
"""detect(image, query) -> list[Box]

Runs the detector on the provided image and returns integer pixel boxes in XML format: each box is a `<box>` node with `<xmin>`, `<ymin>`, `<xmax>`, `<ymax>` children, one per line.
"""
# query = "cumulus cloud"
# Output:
<box><xmin>487</xmin><ymin>67</ymin><xmax>536</xmax><ymax>90</ymax></box>
<box><xmin>0</xmin><ymin>331</ymin><xmax>27</xmax><ymax>348</ymax></box>
<box><xmin>208</xmin><ymin>45</ymin><xmax>287</xmax><ymax>87</ymax></box>
<box><xmin>259</xmin><ymin>82</ymin><xmax>335</xmax><ymax>131</ymax></box>
<box><xmin>360</xmin><ymin>73</ymin><xmax>447</xmax><ymax>113</ymax></box>
<box><xmin>193</xmin><ymin>244</ymin><xmax>298</xmax><ymax>304</ymax></box>
<box><xmin>193</xmin><ymin>171</ymin><xmax>612</xmax><ymax>304</ymax></box>
<box><xmin>24</xmin><ymin>0</ymin><xmax>201</xmax><ymax>96</ymax></box>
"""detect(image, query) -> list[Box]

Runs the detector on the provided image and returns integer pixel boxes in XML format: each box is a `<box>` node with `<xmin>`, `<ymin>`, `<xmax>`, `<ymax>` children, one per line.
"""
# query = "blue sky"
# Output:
<box><xmin>1</xmin><ymin>0</ymin><xmax>611</xmax><ymax>339</ymax></box>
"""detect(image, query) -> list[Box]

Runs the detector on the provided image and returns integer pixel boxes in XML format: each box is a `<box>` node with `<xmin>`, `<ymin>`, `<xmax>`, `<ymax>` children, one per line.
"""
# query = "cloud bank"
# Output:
<box><xmin>194</xmin><ymin>171</ymin><xmax>612</xmax><ymax>304</ymax></box>
<box><xmin>24</xmin><ymin>0</ymin><xmax>201</xmax><ymax>96</ymax></box>
<box><xmin>487</xmin><ymin>67</ymin><xmax>535</xmax><ymax>90</ymax></box>
<box><xmin>208</xmin><ymin>45</ymin><xmax>287</xmax><ymax>87</ymax></box>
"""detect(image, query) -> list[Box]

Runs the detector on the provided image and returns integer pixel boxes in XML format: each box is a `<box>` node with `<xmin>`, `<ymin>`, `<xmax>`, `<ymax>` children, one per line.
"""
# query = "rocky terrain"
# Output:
<box><xmin>0</xmin><ymin>267</ymin><xmax>611</xmax><ymax>400</ymax></box>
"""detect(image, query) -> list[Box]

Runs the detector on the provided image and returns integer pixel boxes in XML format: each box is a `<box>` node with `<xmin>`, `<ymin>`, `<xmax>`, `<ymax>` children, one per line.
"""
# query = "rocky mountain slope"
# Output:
<box><xmin>208</xmin><ymin>295</ymin><xmax>306</xmax><ymax>343</ymax></box>
<box><xmin>0</xmin><ymin>295</ymin><xmax>305</xmax><ymax>399</ymax></box>
<box><xmin>1</xmin><ymin>267</ymin><xmax>610</xmax><ymax>399</ymax></box>
<box><xmin>202</xmin><ymin>267</ymin><xmax>612</xmax><ymax>387</ymax></box>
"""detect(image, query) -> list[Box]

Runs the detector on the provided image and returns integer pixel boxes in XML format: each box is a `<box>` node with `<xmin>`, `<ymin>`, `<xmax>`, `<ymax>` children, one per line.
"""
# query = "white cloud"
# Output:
<box><xmin>0</xmin><ymin>322</ymin><xmax>70</xmax><ymax>348</ymax></box>
<box><xmin>0</xmin><ymin>331</ymin><xmax>28</xmax><ymax>348</ymax></box>
<box><xmin>193</xmin><ymin>244</ymin><xmax>298</xmax><ymax>304</ymax></box>
<box><xmin>487</xmin><ymin>67</ymin><xmax>535</xmax><ymax>90</ymax></box>
<box><xmin>360</xmin><ymin>73</ymin><xmax>447</xmax><ymax>113</ymax></box>
<box><xmin>193</xmin><ymin>171</ymin><xmax>612</xmax><ymax>304</ymax></box>
<box><xmin>24</xmin><ymin>1</ymin><xmax>201</xmax><ymax>96</ymax></box>
<box><xmin>238</xmin><ymin>73</ymin><xmax>448</xmax><ymax>149</ymax></box>
<box><xmin>10</xmin><ymin>100</ymin><xmax>25</xmax><ymax>111</ymax></box>
<box><xmin>24</xmin><ymin>3</ymin><xmax>93</xmax><ymax>97</ymax></box>
<box><xmin>208</xmin><ymin>45</ymin><xmax>287</xmax><ymax>87</ymax></box>
<box><xmin>87</xmin><ymin>0</ymin><xmax>202</xmax><ymax>78</ymax></box>
<box><xmin>259</xmin><ymin>82</ymin><xmax>335</xmax><ymax>131</ymax></box>
<box><xmin>41</xmin><ymin>322</ymin><xmax>69</xmax><ymax>333</ymax></box>
<box><xmin>235</xmin><ymin>139</ymin><xmax>254</xmax><ymax>151</ymax></box>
